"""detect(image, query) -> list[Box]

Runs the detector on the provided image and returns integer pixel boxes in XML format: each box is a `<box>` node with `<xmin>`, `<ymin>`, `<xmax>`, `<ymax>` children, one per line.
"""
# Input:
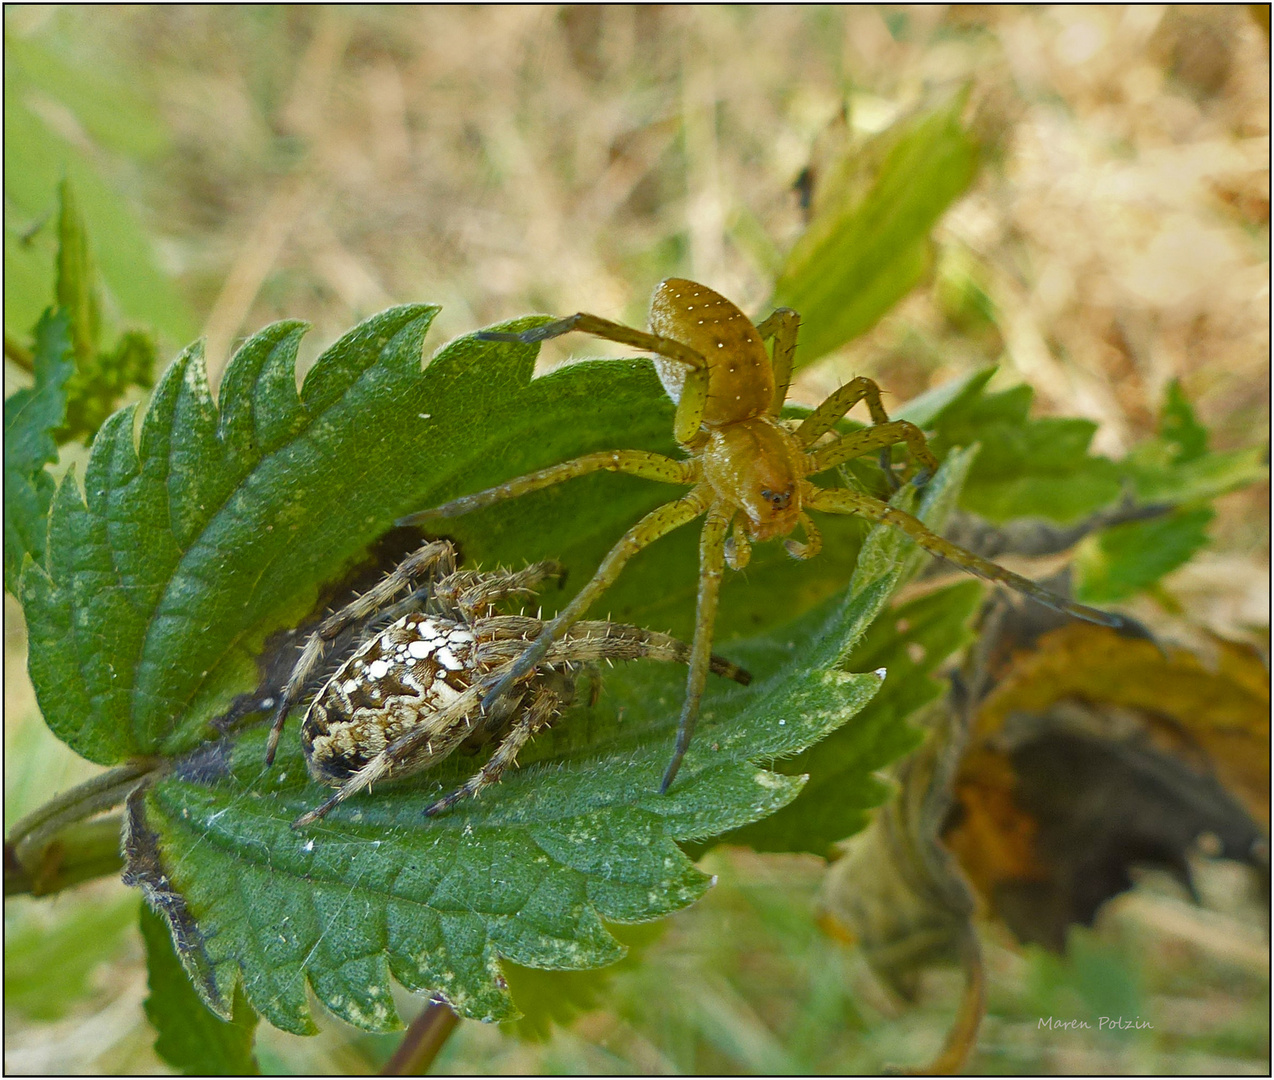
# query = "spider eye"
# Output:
<box><xmin>760</xmin><ymin>487</ymin><xmax>792</xmax><ymax>510</ymax></box>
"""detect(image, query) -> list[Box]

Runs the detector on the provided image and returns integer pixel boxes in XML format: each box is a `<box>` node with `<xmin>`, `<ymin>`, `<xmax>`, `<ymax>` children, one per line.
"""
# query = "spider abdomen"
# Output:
<box><xmin>301</xmin><ymin>613</ymin><xmax>513</xmax><ymax>786</ymax></box>
<box><xmin>648</xmin><ymin>278</ymin><xmax>773</xmax><ymax>426</ymax></box>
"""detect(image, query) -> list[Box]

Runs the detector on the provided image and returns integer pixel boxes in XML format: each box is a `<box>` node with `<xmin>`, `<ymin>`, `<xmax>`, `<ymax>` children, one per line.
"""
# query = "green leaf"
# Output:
<box><xmin>4</xmin><ymin>308</ymin><xmax>73</xmax><ymax>593</ymax></box>
<box><xmin>1074</xmin><ymin>507</ymin><xmax>1215</xmax><ymax>604</ymax></box>
<box><xmin>29</xmin><ymin>300</ymin><xmax>969</xmax><ymax>1032</ymax></box>
<box><xmin>727</xmin><ymin>578</ymin><xmax>983</xmax><ymax>856</ymax></box>
<box><xmin>4</xmin><ymin>892</ymin><xmax>139</xmax><ymax>1020</ymax></box>
<box><xmin>56</xmin><ymin>178</ymin><xmax>101</xmax><ymax>365</ymax></box>
<box><xmin>1160</xmin><ymin>378</ymin><xmax>1210</xmax><ymax>463</ymax></box>
<box><xmin>921</xmin><ymin>376</ymin><xmax>1122</xmax><ymax>524</ymax></box>
<box><xmin>140</xmin><ymin>904</ymin><xmax>260</xmax><ymax>1076</ymax></box>
<box><xmin>1119</xmin><ymin>380</ymin><xmax>1267</xmax><ymax>506</ymax></box>
<box><xmin>61</xmin><ymin>327</ymin><xmax>158</xmax><ymax>443</ymax></box>
<box><xmin>773</xmin><ymin>91</ymin><xmax>978</xmax><ymax>366</ymax></box>
<box><xmin>136</xmin><ymin>452</ymin><xmax>972</xmax><ymax>1033</ymax></box>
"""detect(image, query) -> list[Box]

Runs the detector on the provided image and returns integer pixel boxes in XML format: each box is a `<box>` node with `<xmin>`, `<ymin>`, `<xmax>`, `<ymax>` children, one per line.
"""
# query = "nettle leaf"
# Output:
<box><xmin>726</xmin><ymin>578</ymin><xmax>983</xmax><ymax>857</ymax></box>
<box><xmin>25</xmin><ymin>306</ymin><xmax>975</xmax><ymax>1031</ymax></box>
<box><xmin>138</xmin><ymin>453</ymin><xmax>970</xmax><ymax>1033</ymax></box>
<box><xmin>1075</xmin><ymin>506</ymin><xmax>1215</xmax><ymax>604</ymax></box>
<box><xmin>1159</xmin><ymin>378</ymin><xmax>1210</xmax><ymax>463</ymax></box>
<box><xmin>1120</xmin><ymin>379</ymin><xmax>1267</xmax><ymax>506</ymax></box>
<box><xmin>917</xmin><ymin>370</ymin><xmax>1122</xmax><ymax>525</ymax></box>
<box><xmin>4</xmin><ymin>309</ymin><xmax>74</xmax><ymax>594</ymax></box>
<box><xmin>140</xmin><ymin>905</ymin><xmax>259</xmax><ymax>1075</ymax></box>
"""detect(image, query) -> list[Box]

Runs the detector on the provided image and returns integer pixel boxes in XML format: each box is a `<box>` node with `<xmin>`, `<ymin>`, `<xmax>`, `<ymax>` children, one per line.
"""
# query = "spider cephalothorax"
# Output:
<box><xmin>264</xmin><ymin>539</ymin><xmax>750</xmax><ymax>827</ymax></box>
<box><xmin>401</xmin><ymin>279</ymin><xmax>1136</xmax><ymax>793</ymax></box>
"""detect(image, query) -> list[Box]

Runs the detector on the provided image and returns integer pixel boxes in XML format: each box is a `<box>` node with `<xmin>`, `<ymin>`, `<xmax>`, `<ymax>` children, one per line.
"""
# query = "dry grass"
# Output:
<box><xmin>4</xmin><ymin>5</ymin><xmax>1268</xmax><ymax>1074</ymax></box>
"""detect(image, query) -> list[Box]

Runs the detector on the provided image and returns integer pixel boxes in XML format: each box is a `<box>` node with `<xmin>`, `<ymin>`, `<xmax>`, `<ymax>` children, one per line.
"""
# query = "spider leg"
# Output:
<box><xmin>264</xmin><ymin>540</ymin><xmax>457</xmax><ymax>765</ymax></box>
<box><xmin>806</xmin><ymin>420</ymin><xmax>939</xmax><ymax>481</ymax></box>
<box><xmin>477</xmin><ymin>487</ymin><xmax>714</xmax><ymax>722</ymax></box>
<box><xmin>795</xmin><ymin>375</ymin><xmax>899</xmax><ymax>486</ymax></box>
<box><xmin>784</xmin><ymin>512</ymin><xmax>823</xmax><ymax>560</ymax></box>
<box><xmin>422</xmin><ymin>685</ymin><xmax>561</xmax><ymax>818</ymax></box>
<box><xmin>723</xmin><ymin>516</ymin><xmax>752</xmax><ymax>570</ymax></box>
<box><xmin>436</xmin><ymin>560</ymin><xmax>563</xmax><ymax>621</ymax></box>
<box><xmin>660</xmin><ymin>505</ymin><xmax>730</xmax><ymax>793</ymax></box>
<box><xmin>476</xmin><ymin>315</ymin><xmax>711</xmax><ymax>444</ymax></box>
<box><xmin>398</xmin><ymin>450</ymin><xmax>695</xmax><ymax>527</ymax></box>
<box><xmin>795</xmin><ymin>376</ymin><xmax>893</xmax><ymax>443</ymax></box>
<box><xmin>754</xmin><ymin>307</ymin><xmax>800</xmax><ymax>416</ymax></box>
<box><xmin>543</xmin><ymin>621</ymin><xmax>752</xmax><ymax>685</ymax></box>
<box><xmin>803</xmin><ymin>485</ymin><xmax>1136</xmax><ymax>631</ymax></box>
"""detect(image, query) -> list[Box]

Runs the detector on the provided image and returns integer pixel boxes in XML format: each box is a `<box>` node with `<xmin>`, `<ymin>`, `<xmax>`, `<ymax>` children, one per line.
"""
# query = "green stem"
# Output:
<box><xmin>7</xmin><ymin>760</ymin><xmax>159</xmax><ymax>873</ymax></box>
<box><xmin>4</xmin><ymin>816</ymin><xmax>125</xmax><ymax>896</ymax></box>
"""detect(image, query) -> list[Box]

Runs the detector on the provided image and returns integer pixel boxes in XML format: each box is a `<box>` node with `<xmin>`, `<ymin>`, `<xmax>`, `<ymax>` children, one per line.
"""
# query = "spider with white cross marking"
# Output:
<box><xmin>264</xmin><ymin>540</ymin><xmax>750</xmax><ymax>828</ymax></box>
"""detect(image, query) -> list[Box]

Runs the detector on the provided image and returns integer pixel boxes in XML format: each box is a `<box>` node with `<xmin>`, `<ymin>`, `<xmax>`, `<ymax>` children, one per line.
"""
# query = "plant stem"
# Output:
<box><xmin>5</xmin><ymin>330</ymin><xmax>35</xmax><ymax>373</ymax></box>
<box><xmin>380</xmin><ymin>1000</ymin><xmax>460</xmax><ymax>1075</ymax></box>
<box><xmin>4</xmin><ymin>816</ymin><xmax>125</xmax><ymax>896</ymax></box>
<box><xmin>6</xmin><ymin>760</ymin><xmax>158</xmax><ymax>873</ymax></box>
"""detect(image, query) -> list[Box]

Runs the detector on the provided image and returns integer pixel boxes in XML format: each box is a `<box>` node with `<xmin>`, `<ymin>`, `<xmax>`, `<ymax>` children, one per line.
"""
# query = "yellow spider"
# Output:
<box><xmin>402</xmin><ymin>279</ymin><xmax>1130</xmax><ymax>794</ymax></box>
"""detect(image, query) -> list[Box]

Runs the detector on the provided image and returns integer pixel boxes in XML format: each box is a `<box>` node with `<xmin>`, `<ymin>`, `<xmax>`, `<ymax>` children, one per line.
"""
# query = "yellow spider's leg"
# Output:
<box><xmin>754</xmin><ymin>307</ymin><xmax>800</xmax><ymax>416</ymax></box>
<box><xmin>803</xmin><ymin>484</ymin><xmax>1134</xmax><ymax>631</ymax></box>
<box><xmin>399</xmin><ymin>450</ymin><xmax>695</xmax><ymax>526</ymax></box>
<box><xmin>477</xmin><ymin>315</ymin><xmax>711</xmax><ymax>445</ymax></box>
<box><xmin>477</xmin><ymin>487</ymin><xmax>714</xmax><ymax>718</ymax></box>
<box><xmin>660</xmin><ymin>505</ymin><xmax>731</xmax><ymax>793</ymax></box>
<box><xmin>784</xmin><ymin>511</ymin><xmax>823</xmax><ymax>560</ymax></box>
<box><xmin>806</xmin><ymin>421</ymin><xmax>940</xmax><ymax>479</ymax></box>
<box><xmin>795</xmin><ymin>376</ymin><xmax>894</xmax><ymax>444</ymax></box>
<box><xmin>724</xmin><ymin>516</ymin><xmax>752</xmax><ymax>570</ymax></box>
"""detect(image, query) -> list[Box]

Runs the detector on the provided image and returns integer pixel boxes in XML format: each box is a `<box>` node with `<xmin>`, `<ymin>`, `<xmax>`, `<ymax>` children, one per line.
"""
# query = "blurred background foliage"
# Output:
<box><xmin>4</xmin><ymin>5</ymin><xmax>1268</xmax><ymax>1074</ymax></box>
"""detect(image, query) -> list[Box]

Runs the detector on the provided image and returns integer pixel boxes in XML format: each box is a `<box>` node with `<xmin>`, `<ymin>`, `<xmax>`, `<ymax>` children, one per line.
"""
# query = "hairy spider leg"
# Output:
<box><xmin>422</xmin><ymin>685</ymin><xmax>562</xmax><ymax>818</ymax></box>
<box><xmin>399</xmin><ymin>450</ymin><xmax>695</xmax><ymax>528</ymax></box>
<box><xmin>724</xmin><ymin>516</ymin><xmax>752</xmax><ymax>570</ymax></box>
<box><xmin>805</xmin><ymin>420</ymin><xmax>940</xmax><ymax>479</ymax></box>
<box><xmin>435</xmin><ymin>560</ymin><xmax>563</xmax><ymax>621</ymax></box>
<box><xmin>796</xmin><ymin>375</ymin><xmax>909</xmax><ymax>487</ymax></box>
<box><xmin>477</xmin><ymin>313</ymin><xmax>711</xmax><ymax>445</ymax></box>
<box><xmin>752</xmin><ymin>307</ymin><xmax>800</xmax><ymax>416</ymax></box>
<box><xmin>802</xmin><ymin>483</ymin><xmax>1135</xmax><ymax>631</ymax></box>
<box><xmin>264</xmin><ymin>540</ymin><xmax>456</xmax><ymax>765</ymax></box>
<box><xmin>541</xmin><ymin>622</ymin><xmax>752</xmax><ymax>685</ymax></box>
<box><xmin>660</xmin><ymin>507</ymin><xmax>730</xmax><ymax>792</ymax></box>
<box><xmin>475</xmin><ymin>489</ymin><xmax>714</xmax><ymax>723</ymax></box>
<box><xmin>471</xmin><ymin>618</ymin><xmax>752</xmax><ymax>685</ymax></box>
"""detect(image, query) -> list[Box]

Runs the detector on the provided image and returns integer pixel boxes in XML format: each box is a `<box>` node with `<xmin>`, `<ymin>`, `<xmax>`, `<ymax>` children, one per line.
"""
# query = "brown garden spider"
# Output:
<box><xmin>401</xmin><ymin>279</ymin><xmax>1136</xmax><ymax>795</ymax></box>
<box><xmin>264</xmin><ymin>539</ymin><xmax>750</xmax><ymax>827</ymax></box>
